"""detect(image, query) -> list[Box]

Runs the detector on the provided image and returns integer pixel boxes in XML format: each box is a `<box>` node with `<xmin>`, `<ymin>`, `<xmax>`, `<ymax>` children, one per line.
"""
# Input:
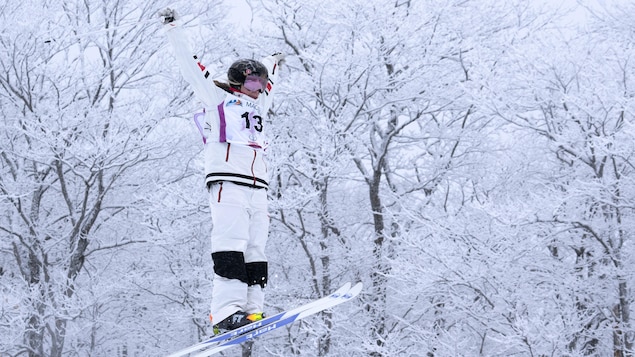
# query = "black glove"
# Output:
<box><xmin>272</xmin><ymin>52</ymin><xmax>286</xmax><ymax>66</ymax></box>
<box><xmin>158</xmin><ymin>8</ymin><xmax>178</xmax><ymax>25</ymax></box>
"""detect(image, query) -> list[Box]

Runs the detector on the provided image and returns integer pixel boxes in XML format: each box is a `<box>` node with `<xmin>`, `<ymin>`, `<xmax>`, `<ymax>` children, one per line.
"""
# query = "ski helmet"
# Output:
<box><xmin>227</xmin><ymin>59</ymin><xmax>268</xmax><ymax>89</ymax></box>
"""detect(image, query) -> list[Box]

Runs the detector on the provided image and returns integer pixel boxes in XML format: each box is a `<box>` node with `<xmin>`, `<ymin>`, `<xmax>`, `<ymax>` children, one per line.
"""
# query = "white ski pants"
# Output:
<box><xmin>208</xmin><ymin>182</ymin><xmax>269</xmax><ymax>324</ymax></box>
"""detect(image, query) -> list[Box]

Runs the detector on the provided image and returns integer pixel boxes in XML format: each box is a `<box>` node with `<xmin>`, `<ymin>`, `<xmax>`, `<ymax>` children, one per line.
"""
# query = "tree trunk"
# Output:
<box><xmin>368</xmin><ymin>172</ymin><xmax>388</xmax><ymax>356</ymax></box>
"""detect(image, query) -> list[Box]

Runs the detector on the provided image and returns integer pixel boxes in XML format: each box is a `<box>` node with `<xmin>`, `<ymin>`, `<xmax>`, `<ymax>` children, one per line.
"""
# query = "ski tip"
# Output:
<box><xmin>331</xmin><ymin>281</ymin><xmax>362</xmax><ymax>299</ymax></box>
<box><xmin>328</xmin><ymin>282</ymin><xmax>352</xmax><ymax>298</ymax></box>
<box><xmin>345</xmin><ymin>282</ymin><xmax>363</xmax><ymax>298</ymax></box>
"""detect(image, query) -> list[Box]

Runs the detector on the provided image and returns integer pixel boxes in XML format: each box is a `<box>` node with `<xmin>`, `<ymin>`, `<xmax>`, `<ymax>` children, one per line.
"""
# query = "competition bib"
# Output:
<box><xmin>217</xmin><ymin>94</ymin><xmax>268</xmax><ymax>149</ymax></box>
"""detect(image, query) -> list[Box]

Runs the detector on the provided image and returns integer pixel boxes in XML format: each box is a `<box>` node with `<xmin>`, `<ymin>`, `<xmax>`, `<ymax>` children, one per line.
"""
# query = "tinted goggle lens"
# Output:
<box><xmin>244</xmin><ymin>75</ymin><xmax>268</xmax><ymax>92</ymax></box>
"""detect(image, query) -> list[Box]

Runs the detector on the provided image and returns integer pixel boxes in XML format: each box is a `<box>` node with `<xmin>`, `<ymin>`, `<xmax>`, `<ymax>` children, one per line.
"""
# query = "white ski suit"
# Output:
<box><xmin>163</xmin><ymin>20</ymin><xmax>282</xmax><ymax>325</ymax></box>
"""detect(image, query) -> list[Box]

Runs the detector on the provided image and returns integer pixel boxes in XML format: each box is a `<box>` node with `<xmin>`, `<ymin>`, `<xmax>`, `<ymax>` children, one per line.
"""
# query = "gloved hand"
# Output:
<box><xmin>271</xmin><ymin>52</ymin><xmax>286</xmax><ymax>66</ymax></box>
<box><xmin>158</xmin><ymin>8</ymin><xmax>178</xmax><ymax>25</ymax></box>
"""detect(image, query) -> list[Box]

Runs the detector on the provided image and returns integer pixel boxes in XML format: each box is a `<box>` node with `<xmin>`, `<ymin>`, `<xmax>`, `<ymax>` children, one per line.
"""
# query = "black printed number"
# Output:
<box><xmin>241</xmin><ymin>112</ymin><xmax>263</xmax><ymax>132</ymax></box>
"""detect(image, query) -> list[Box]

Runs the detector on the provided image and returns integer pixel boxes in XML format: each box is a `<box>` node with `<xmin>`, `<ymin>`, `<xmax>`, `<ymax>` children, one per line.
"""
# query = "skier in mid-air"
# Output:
<box><xmin>159</xmin><ymin>7</ymin><xmax>285</xmax><ymax>334</ymax></box>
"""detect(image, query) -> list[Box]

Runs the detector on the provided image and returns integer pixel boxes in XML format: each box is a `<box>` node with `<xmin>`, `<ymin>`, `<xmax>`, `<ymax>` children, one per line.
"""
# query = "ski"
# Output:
<box><xmin>166</xmin><ymin>282</ymin><xmax>360</xmax><ymax>357</ymax></box>
<box><xmin>191</xmin><ymin>282</ymin><xmax>363</xmax><ymax>357</ymax></box>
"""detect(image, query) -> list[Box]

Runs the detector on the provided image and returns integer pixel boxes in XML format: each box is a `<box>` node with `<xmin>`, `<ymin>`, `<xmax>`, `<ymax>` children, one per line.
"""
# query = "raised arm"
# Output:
<box><xmin>159</xmin><ymin>8</ymin><xmax>224</xmax><ymax>106</ymax></box>
<box><xmin>259</xmin><ymin>53</ymin><xmax>285</xmax><ymax>113</ymax></box>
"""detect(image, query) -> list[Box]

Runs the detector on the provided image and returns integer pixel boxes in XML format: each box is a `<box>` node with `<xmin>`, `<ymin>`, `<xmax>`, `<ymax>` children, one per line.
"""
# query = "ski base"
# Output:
<box><xmin>166</xmin><ymin>282</ymin><xmax>362</xmax><ymax>357</ymax></box>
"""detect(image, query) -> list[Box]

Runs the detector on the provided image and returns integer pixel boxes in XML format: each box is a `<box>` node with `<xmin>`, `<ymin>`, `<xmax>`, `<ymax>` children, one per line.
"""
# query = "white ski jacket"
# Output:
<box><xmin>164</xmin><ymin>21</ymin><xmax>281</xmax><ymax>189</ymax></box>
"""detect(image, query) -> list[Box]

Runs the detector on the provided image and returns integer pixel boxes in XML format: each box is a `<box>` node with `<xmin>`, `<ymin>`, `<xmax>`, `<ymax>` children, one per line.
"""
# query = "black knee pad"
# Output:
<box><xmin>245</xmin><ymin>262</ymin><xmax>268</xmax><ymax>288</ymax></box>
<box><xmin>211</xmin><ymin>251</ymin><xmax>248</xmax><ymax>284</ymax></box>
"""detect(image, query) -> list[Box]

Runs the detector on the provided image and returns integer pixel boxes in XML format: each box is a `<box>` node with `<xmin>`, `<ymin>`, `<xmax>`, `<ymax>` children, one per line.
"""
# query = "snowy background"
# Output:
<box><xmin>1</xmin><ymin>0</ymin><xmax>634</xmax><ymax>356</ymax></box>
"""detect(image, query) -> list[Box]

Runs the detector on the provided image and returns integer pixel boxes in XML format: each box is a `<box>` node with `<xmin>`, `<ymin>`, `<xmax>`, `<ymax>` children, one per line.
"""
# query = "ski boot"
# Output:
<box><xmin>212</xmin><ymin>311</ymin><xmax>265</xmax><ymax>335</ymax></box>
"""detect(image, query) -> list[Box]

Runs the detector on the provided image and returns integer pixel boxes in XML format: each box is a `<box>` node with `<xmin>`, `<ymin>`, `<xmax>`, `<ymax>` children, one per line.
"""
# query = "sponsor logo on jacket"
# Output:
<box><xmin>226</xmin><ymin>99</ymin><xmax>242</xmax><ymax>107</ymax></box>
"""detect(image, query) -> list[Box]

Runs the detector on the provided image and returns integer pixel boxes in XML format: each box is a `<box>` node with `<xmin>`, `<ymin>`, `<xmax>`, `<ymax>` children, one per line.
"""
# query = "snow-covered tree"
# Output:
<box><xmin>0</xmin><ymin>0</ymin><xmax>204</xmax><ymax>355</ymax></box>
<box><xmin>483</xmin><ymin>2</ymin><xmax>635</xmax><ymax>355</ymax></box>
<box><xmin>1</xmin><ymin>0</ymin><xmax>632</xmax><ymax>356</ymax></box>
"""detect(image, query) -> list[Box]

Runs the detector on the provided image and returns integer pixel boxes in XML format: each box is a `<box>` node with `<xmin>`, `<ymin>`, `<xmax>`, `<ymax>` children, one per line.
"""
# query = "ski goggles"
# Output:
<box><xmin>243</xmin><ymin>75</ymin><xmax>268</xmax><ymax>93</ymax></box>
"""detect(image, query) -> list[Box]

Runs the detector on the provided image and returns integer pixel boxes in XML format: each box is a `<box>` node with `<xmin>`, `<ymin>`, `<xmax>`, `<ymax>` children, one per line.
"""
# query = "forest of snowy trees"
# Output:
<box><xmin>1</xmin><ymin>0</ymin><xmax>634</xmax><ymax>356</ymax></box>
